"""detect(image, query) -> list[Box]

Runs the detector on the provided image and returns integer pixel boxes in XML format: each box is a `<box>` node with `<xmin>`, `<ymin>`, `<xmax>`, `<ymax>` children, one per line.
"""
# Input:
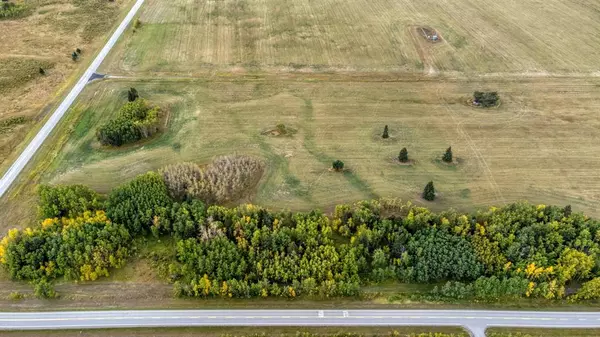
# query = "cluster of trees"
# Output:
<box><xmin>160</xmin><ymin>156</ymin><xmax>265</xmax><ymax>204</ymax></box>
<box><xmin>473</xmin><ymin>91</ymin><xmax>499</xmax><ymax>108</ymax></box>
<box><xmin>96</xmin><ymin>98</ymin><xmax>161</xmax><ymax>146</ymax></box>
<box><xmin>0</xmin><ymin>211</ymin><xmax>130</xmax><ymax>287</ymax></box>
<box><xmin>334</xmin><ymin>200</ymin><xmax>600</xmax><ymax>300</ymax></box>
<box><xmin>2</xmin><ymin>169</ymin><xmax>600</xmax><ymax>301</ymax></box>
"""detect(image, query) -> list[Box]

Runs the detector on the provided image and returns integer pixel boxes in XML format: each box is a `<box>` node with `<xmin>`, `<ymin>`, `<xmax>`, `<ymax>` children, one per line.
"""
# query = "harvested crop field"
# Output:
<box><xmin>101</xmin><ymin>0</ymin><xmax>600</xmax><ymax>74</ymax></box>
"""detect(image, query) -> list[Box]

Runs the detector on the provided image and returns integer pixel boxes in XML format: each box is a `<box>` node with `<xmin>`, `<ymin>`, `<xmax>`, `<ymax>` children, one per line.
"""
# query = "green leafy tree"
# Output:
<box><xmin>423</xmin><ymin>181</ymin><xmax>435</xmax><ymax>201</ymax></box>
<box><xmin>573</xmin><ymin>278</ymin><xmax>600</xmax><ymax>300</ymax></box>
<box><xmin>442</xmin><ymin>146</ymin><xmax>453</xmax><ymax>163</ymax></box>
<box><xmin>332</xmin><ymin>160</ymin><xmax>344</xmax><ymax>171</ymax></box>
<box><xmin>382</xmin><ymin>125</ymin><xmax>389</xmax><ymax>139</ymax></box>
<box><xmin>406</xmin><ymin>228</ymin><xmax>482</xmax><ymax>283</ymax></box>
<box><xmin>399</xmin><ymin>147</ymin><xmax>408</xmax><ymax>163</ymax></box>
<box><xmin>106</xmin><ymin>172</ymin><xmax>172</xmax><ymax>235</ymax></box>
<box><xmin>37</xmin><ymin>184</ymin><xmax>103</xmax><ymax>219</ymax></box>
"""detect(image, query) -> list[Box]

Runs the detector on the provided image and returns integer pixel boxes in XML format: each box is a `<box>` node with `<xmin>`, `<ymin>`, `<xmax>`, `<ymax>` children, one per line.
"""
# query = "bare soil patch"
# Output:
<box><xmin>416</xmin><ymin>26</ymin><xmax>442</xmax><ymax>43</ymax></box>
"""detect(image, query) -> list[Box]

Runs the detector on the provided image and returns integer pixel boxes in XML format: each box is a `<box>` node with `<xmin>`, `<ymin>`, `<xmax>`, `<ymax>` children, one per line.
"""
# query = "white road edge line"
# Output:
<box><xmin>0</xmin><ymin>0</ymin><xmax>146</xmax><ymax>198</ymax></box>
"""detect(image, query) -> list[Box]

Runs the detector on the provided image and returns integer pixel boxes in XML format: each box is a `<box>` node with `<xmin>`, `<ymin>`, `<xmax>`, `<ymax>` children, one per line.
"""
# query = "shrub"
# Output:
<box><xmin>382</xmin><ymin>125</ymin><xmax>389</xmax><ymax>139</ymax></box>
<box><xmin>442</xmin><ymin>146</ymin><xmax>453</xmax><ymax>163</ymax></box>
<box><xmin>332</xmin><ymin>160</ymin><xmax>344</xmax><ymax>171</ymax></box>
<box><xmin>96</xmin><ymin>99</ymin><xmax>160</xmax><ymax>146</ymax></box>
<box><xmin>473</xmin><ymin>91</ymin><xmax>499</xmax><ymax>108</ymax></box>
<box><xmin>423</xmin><ymin>181</ymin><xmax>435</xmax><ymax>201</ymax></box>
<box><xmin>71</xmin><ymin>52</ymin><xmax>78</xmax><ymax>61</ymax></box>
<box><xmin>32</xmin><ymin>278</ymin><xmax>56</xmax><ymax>299</ymax></box>
<box><xmin>399</xmin><ymin>148</ymin><xmax>408</xmax><ymax>163</ymax></box>
<box><xmin>0</xmin><ymin>2</ymin><xmax>28</xmax><ymax>20</ymax></box>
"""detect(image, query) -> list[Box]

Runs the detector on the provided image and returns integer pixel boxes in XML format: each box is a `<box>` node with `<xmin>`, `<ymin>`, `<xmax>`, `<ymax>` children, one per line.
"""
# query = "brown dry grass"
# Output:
<box><xmin>0</xmin><ymin>0</ymin><xmax>133</xmax><ymax>171</ymax></box>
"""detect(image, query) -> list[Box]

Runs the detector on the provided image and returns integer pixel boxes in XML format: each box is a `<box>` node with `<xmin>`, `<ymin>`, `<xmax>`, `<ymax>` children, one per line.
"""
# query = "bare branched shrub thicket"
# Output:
<box><xmin>160</xmin><ymin>155</ymin><xmax>265</xmax><ymax>204</ymax></box>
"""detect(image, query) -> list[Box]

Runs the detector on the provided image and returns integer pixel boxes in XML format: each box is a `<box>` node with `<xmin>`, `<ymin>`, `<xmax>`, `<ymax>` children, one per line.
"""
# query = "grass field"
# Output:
<box><xmin>0</xmin><ymin>0</ymin><xmax>133</xmax><ymax>172</ymax></box>
<box><xmin>40</xmin><ymin>74</ymin><xmax>600</xmax><ymax>218</ymax></box>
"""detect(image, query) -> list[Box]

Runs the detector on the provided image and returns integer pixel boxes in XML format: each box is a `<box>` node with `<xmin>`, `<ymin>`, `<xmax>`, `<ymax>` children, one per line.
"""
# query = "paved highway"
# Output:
<box><xmin>0</xmin><ymin>0</ymin><xmax>146</xmax><ymax>198</ymax></box>
<box><xmin>1</xmin><ymin>310</ymin><xmax>600</xmax><ymax>336</ymax></box>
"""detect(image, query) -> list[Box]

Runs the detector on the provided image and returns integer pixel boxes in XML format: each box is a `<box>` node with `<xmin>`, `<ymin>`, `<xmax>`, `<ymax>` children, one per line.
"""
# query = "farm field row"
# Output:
<box><xmin>100</xmin><ymin>0</ymin><xmax>600</xmax><ymax>75</ymax></box>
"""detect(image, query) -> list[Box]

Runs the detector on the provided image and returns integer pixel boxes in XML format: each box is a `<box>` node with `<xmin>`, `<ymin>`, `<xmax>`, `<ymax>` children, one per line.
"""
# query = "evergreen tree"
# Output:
<box><xmin>332</xmin><ymin>160</ymin><xmax>344</xmax><ymax>171</ymax></box>
<box><xmin>71</xmin><ymin>52</ymin><xmax>78</xmax><ymax>61</ymax></box>
<box><xmin>382</xmin><ymin>125</ymin><xmax>389</xmax><ymax>139</ymax></box>
<box><xmin>423</xmin><ymin>181</ymin><xmax>435</xmax><ymax>201</ymax></box>
<box><xmin>76</xmin><ymin>48</ymin><xmax>82</xmax><ymax>54</ymax></box>
<box><xmin>399</xmin><ymin>147</ymin><xmax>408</xmax><ymax>163</ymax></box>
<box><xmin>442</xmin><ymin>146</ymin><xmax>453</xmax><ymax>163</ymax></box>
<box><xmin>564</xmin><ymin>204</ymin><xmax>572</xmax><ymax>217</ymax></box>
<box><xmin>39</xmin><ymin>67</ymin><xmax>45</xmax><ymax>75</ymax></box>
<box><xmin>127</xmin><ymin>87</ymin><xmax>139</xmax><ymax>102</ymax></box>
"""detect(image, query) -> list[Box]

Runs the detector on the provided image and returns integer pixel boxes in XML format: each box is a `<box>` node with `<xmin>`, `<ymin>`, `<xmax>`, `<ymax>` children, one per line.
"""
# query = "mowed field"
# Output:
<box><xmin>46</xmin><ymin>75</ymin><xmax>600</xmax><ymax>216</ymax></box>
<box><xmin>100</xmin><ymin>0</ymin><xmax>600</xmax><ymax>74</ymax></box>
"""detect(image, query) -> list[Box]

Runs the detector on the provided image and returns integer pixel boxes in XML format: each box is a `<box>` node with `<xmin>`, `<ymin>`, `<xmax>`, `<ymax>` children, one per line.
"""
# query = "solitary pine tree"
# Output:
<box><xmin>564</xmin><ymin>204</ymin><xmax>572</xmax><ymax>217</ymax></box>
<box><xmin>442</xmin><ymin>146</ymin><xmax>453</xmax><ymax>163</ymax></box>
<box><xmin>399</xmin><ymin>147</ymin><xmax>408</xmax><ymax>163</ymax></box>
<box><xmin>128</xmin><ymin>87</ymin><xmax>139</xmax><ymax>102</ymax></box>
<box><xmin>71</xmin><ymin>51</ymin><xmax>79</xmax><ymax>61</ymax></box>
<box><xmin>382</xmin><ymin>125</ymin><xmax>389</xmax><ymax>139</ymax></box>
<box><xmin>332</xmin><ymin>160</ymin><xmax>344</xmax><ymax>172</ymax></box>
<box><xmin>423</xmin><ymin>181</ymin><xmax>435</xmax><ymax>201</ymax></box>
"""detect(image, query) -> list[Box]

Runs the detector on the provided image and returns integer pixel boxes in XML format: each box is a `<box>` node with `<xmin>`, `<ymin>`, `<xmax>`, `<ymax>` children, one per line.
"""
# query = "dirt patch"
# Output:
<box><xmin>261</xmin><ymin>124</ymin><xmax>297</xmax><ymax>137</ymax></box>
<box><xmin>416</xmin><ymin>26</ymin><xmax>442</xmax><ymax>43</ymax></box>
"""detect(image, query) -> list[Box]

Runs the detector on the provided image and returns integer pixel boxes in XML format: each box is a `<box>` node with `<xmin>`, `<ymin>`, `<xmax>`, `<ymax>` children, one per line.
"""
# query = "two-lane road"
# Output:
<box><xmin>1</xmin><ymin>310</ymin><xmax>600</xmax><ymax>337</ymax></box>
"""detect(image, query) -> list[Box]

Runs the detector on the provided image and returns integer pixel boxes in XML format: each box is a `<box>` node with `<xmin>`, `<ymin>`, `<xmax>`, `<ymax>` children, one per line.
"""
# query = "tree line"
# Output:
<box><xmin>1</xmin><ymin>168</ymin><xmax>600</xmax><ymax>301</ymax></box>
